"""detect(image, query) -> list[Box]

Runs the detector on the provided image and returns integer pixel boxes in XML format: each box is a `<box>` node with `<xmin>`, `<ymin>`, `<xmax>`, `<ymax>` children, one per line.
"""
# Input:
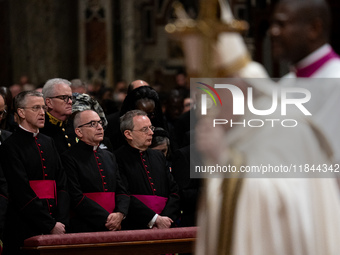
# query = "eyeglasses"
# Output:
<box><xmin>49</xmin><ymin>95</ymin><xmax>75</xmax><ymax>103</ymax></box>
<box><xmin>132</xmin><ymin>125</ymin><xmax>155</xmax><ymax>133</ymax></box>
<box><xmin>78</xmin><ymin>120</ymin><xmax>103</xmax><ymax>128</ymax></box>
<box><xmin>21</xmin><ymin>105</ymin><xmax>48</xmax><ymax>112</ymax></box>
<box><xmin>0</xmin><ymin>109</ymin><xmax>6</xmax><ymax>117</ymax></box>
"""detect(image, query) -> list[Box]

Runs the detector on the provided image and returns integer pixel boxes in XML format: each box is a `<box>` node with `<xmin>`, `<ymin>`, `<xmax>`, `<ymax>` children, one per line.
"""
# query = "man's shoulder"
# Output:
<box><xmin>1</xmin><ymin>129</ymin><xmax>12</xmax><ymax>140</ymax></box>
<box><xmin>146</xmin><ymin>148</ymin><xmax>166</xmax><ymax>162</ymax></box>
<box><xmin>99</xmin><ymin>147</ymin><xmax>114</xmax><ymax>157</ymax></box>
<box><xmin>38</xmin><ymin>132</ymin><xmax>54</xmax><ymax>141</ymax></box>
<box><xmin>147</xmin><ymin>148</ymin><xmax>163</xmax><ymax>157</ymax></box>
<box><xmin>1</xmin><ymin>131</ymin><xmax>17</xmax><ymax>148</ymax></box>
<box><xmin>314</xmin><ymin>58</ymin><xmax>340</xmax><ymax>78</ymax></box>
<box><xmin>2</xmin><ymin>129</ymin><xmax>25</xmax><ymax>144</ymax></box>
<box><xmin>40</xmin><ymin>119</ymin><xmax>59</xmax><ymax>135</ymax></box>
<box><xmin>41</xmin><ymin>113</ymin><xmax>69</xmax><ymax>133</ymax></box>
<box><xmin>61</xmin><ymin>141</ymin><xmax>113</xmax><ymax>158</ymax></box>
<box><xmin>60</xmin><ymin>144</ymin><xmax>78</xmax><ymax>157</ymax></box>
<box><xmin>1</xmin><ymin>130</ymin><xmax>43</xmax><ymax>150</ymax></box>
<box><xmin>114</xmin><ymin>144</ymin><xmax>130</xmax><ymax>156</ymax></box>
<box><xmin>60</xmin><ymin>141</ymin><xmax>90</xmax><ymax>157</ymax></box>
<box><xmin>37</xmin><ymin>133</ymin><xmax>60</xmax><ymax>153</ymax></box>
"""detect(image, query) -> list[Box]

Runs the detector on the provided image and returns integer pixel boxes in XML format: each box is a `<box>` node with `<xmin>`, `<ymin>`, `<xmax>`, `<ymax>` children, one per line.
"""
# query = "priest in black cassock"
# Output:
<box><xmin>0</xmin><ymin>95</ymin><xmax>8</xmax><ymax>255</ymax></box>
<box><xmin>61</xmin><ymin>110</ymin><xmax>129</xmax><ymax>233</ymax></box>
<box><xmin>0</xmin><ymin>91</ymin><xmax>70</xmax><ymax>255</ymax></box>
<box><xmin>115</xmin><ymin>110</ymin><xmax>180</xmax><ymax>230</ymax></box>
<box><xmin>0</xmin><ymin>164</ymin><xmax>7</xmax><ymax>255</ymax></box>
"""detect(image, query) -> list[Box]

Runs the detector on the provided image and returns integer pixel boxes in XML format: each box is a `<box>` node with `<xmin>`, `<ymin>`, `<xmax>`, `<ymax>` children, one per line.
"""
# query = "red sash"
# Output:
<box><xmin>132</xmin><ymin>195</ymin><xmax>168</xmax><ymax>214</ymax></box>
<box><xmin>84</xmin><ymin>192</ymin><xmax>115</xmax><ymax>213</ymax></box>
<box><xmin>29</xmin><ymin>180</ymin><xmax>56</xmax><ymax>199</ymax></box>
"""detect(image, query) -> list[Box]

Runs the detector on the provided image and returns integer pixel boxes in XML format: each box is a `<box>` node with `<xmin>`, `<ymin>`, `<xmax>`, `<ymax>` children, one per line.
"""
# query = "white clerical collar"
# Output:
<box><xmin>19</xmin><ymin>125</ymin><xmax>39</xmax><ymax>137</ymax></box>
<box><xmin>93</xmin><ymin>145</ymin><xmax>99</xmax><ymax>151</ymax></box>
<box><xmin>294</xmin><ymin>44</ymin><xmax>331</xmax><ymax>69</ymax></box>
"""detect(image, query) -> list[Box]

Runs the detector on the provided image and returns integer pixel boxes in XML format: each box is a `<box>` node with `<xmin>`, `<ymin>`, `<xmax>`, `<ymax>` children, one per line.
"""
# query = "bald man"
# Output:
<box><xmin>106</xmin><ymin>80</ymin><xmax>153</xmax><ymax>151</ymax></box>
<box><xmin>61</xmin><ymin>110</ymin><xmax>129</xmax><ymax>233</ymax></box>
<box><xmin>127</xmin><ymin>80</ymin><xmax>149</xmax><ymax>94</ymax></box>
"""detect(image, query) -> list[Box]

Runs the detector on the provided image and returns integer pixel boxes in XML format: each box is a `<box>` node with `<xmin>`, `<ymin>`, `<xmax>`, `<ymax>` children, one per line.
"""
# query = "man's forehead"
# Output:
<box><xmin>274</xmin><ymin>1</ymin><xmax>302</xmax><ymax>21</ymax></box>
<box><xmin>26</xmin><ymin>96</ymin><xmax>44</xmax><ymax>105</ymax></box>
<box><xmin>133</xmin><ymin>115</ymin><xmax>150</xmax><ymax>125</ymax></box>
<box><xmin>54</xmin><ymin>83</ymin><xmax>72</xmax><ymax>94</ymax></box>
<box><xmin>81</xmin><ymin>111</ymin><xmax>100</xmax><ymax>121</ymax></box>
<box><xmin>132</xmin><ymin>80</ymin><xmax>149</xmax><ymax>88</ymax></box>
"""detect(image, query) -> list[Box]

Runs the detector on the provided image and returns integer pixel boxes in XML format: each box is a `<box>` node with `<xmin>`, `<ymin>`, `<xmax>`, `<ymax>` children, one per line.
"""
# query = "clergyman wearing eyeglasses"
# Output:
<box><xmin>40</xmin><ymin>78</ymin><xmax>77</xmax><ymax>154</ymax></box>
<box><xmin>114</xmin><ymin>109</ymin><xmax>180</xmax><ymax>230</ymax></box>
<box><xmin>0</xmin><ymin>91</ymin><xmax>70</xmax><ymax>254</ymax></box>
<box><xmin>60</xmin><ymin>110</ymin><xmax>129</xmax><ymax>233</ymax></box>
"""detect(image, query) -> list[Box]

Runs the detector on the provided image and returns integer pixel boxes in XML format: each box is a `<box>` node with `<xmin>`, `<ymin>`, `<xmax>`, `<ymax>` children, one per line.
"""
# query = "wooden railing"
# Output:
<box><xmin>23</xmin><ymin>227</ymin><xmax>197</xmax><ymax>255</ymax></box>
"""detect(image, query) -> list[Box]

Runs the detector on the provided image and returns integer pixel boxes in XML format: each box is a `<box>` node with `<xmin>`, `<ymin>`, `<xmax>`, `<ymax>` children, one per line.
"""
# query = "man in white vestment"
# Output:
<box><xmin>270</xmin><ymin>0</ymin><xmax>340</xmax><ymax>163</ymax></box>
<box><xmin>194</xmin><ymin>83</ymin><xmax>340</xmax><ymax>255</ymax></box>
<box><xmin>190</xmin><ymin>0</ymin><xmax>340</xmax><ymax>254</ymax></box>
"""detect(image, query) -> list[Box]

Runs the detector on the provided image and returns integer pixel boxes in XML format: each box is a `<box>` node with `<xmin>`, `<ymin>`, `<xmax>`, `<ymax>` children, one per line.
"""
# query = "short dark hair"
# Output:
<box><xmin>14</xmin><ymin>90</ymin><xmax>43</xmax><ymax>113</ymax></box>
<box><xmin>73</xmin><ymin>110</ymin><xmax>83</xmax><ymax>128</ymax></box>
<box><xmin>120</xmin><ymin>110</ymin><xmax>147</xmax><ymax>134</ymax></box>
<box><xmin>278</xmin><ymin>0</ymin><xmax>331</xmax><ymax>40</ymax></box>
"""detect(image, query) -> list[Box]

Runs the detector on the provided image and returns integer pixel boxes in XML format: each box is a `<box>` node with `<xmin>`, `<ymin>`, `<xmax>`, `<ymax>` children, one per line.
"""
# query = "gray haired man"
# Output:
<box><xmin>40</xmin><ymin>78</ymin><xmax>76</xmax><ymax>154</ymax></box>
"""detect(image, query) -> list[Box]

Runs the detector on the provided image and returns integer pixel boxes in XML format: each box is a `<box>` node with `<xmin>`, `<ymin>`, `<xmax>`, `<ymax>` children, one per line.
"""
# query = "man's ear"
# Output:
<box><xmin>17</xmin><ymin>108</ymin><xmax>25</xmax><ymax>119</ymax></box>
<box><xmin>124</xmin><ymin>130</ymin><xmax>132</xmax><ymax>140</ymax></box>
<box><xmin>75</xmin><ymin>128</ymin><xmax>83</xmax><ymax>138</ymax></box>
<box><xmin>45</xmin><ymin>98</ymin><xmax>53</xmax><ymax>109</ymax></box>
